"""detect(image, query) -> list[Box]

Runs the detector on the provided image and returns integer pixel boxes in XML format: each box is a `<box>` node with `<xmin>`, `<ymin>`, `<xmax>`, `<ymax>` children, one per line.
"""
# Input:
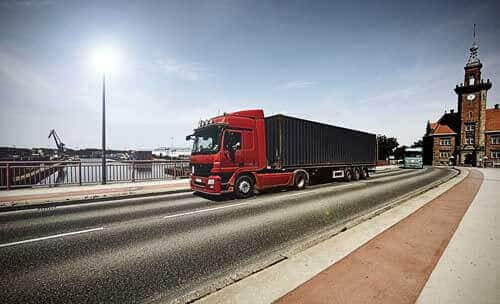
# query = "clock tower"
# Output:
<box><xmin>454</xmin><ymin>25</ymin><xmax>492</xmax><ymax>166</ymax></box>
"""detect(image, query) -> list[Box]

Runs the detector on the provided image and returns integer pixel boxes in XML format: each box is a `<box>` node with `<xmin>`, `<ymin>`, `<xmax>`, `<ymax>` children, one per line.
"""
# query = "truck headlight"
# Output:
<box><xmin>207</xmin><ymin>178</ymin><xmax>215</xmax><ymax>185</ymax></box>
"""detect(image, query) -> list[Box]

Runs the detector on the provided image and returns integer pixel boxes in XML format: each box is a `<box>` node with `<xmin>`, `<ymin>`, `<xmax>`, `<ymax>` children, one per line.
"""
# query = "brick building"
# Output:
<box><xmin>424</xmin><ymin>28</ymin><xmax>500</xmax><ymax>167</ymax></box>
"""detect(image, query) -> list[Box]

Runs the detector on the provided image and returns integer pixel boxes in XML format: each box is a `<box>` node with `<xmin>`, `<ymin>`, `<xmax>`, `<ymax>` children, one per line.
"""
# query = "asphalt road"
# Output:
<box><xmin>0</xmin><ymin>167</ymin><xmax>455</xmax><ymax>303</ymax></box>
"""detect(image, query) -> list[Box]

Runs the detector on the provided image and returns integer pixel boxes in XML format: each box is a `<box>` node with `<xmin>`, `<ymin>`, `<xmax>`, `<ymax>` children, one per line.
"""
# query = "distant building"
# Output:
<box><xmin>424</xmin><ymin>28</ymin><xmax>500</xmax><ymax>167</ymax></box>
<box><xmin>153</xmin><ymin>147</ymin><xmax>191</xmax><ymax>159</ymax></box>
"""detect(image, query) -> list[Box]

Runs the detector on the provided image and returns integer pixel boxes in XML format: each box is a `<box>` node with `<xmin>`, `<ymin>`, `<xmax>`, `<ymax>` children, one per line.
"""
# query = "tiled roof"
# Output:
<box><xmin>433</xmin><ymin>124</ymin><xmax>456</xmax><ymax>135</ymax></box>
<box><xmin>486</xmin><ymin>108</ymin><xmax>500</xmax><ymax>131</ymax></box>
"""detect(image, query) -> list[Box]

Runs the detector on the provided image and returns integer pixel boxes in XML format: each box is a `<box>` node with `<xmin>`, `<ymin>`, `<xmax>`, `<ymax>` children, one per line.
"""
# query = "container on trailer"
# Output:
<box><xmin>265</xmin><ymin>115</ymin><xmax>376</xmax><ymax>169</ymax></box>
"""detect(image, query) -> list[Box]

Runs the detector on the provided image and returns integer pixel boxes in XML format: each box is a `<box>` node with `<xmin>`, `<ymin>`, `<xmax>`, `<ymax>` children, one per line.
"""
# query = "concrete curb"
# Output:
<box><xmin>0</xmin><ymin>187</ymin><xmax>192</xmax><ymax>213</ymax></box>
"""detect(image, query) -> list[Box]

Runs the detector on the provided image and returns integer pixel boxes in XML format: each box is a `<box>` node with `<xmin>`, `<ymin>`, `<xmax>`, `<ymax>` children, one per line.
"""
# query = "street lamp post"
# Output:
<box><xmin>102</xmin><ymin>73</ymin><xmax>107</xmax><ymax>184</ymax></box>
<box><xmin>91</xmin><ymin>46</ymin><xmax>120</xmax><ymax>185</ymax></box>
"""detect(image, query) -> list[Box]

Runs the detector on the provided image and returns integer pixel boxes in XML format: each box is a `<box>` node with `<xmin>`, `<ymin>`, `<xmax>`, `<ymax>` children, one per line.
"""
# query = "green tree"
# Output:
<box><xmin>411</xmin><ymin>139</ymin><xmax>423</xmax><ymax>148</ymax></box>
<box><xmin>394</xmin><ymin>145</ymin><xmax>408</xmax><ymax>160</ymax></box>
<box><xmin>377</xmin><ymin>135</ymin><xmax>399</xmax><ymax>160</ymax></box>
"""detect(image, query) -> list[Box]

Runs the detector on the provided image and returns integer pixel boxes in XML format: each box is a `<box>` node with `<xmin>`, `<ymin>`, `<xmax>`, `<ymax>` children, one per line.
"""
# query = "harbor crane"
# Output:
<box><xmin>48</xmin><ymin>129</ymin><xmax>67</xmax><ymax>183</ymax></box>
<box><xmin>48</xmin><ymin>129</ymin><xmax>66</xmax><ymax>156</ymax></box>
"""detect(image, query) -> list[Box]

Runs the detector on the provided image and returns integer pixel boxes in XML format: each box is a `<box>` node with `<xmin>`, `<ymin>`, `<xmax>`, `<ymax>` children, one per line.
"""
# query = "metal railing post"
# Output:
<box><xmin>132</xmin><ymin>161</ymin><xmax>135</xmax><ymax>182</ymax></box>
<box><xmin>6</xmin><ymin>162</ymin><xmax>10</xmax><ymax>190</ymax></box>
<box><xmin>78</xmin><ymin>161</ymin><xmax>82</xmax><ymax>186</ymax></box>
<box><xmin>173</xmin><ymin>161</ymin><xmax>177</xmax><ymax>180</ymax></box>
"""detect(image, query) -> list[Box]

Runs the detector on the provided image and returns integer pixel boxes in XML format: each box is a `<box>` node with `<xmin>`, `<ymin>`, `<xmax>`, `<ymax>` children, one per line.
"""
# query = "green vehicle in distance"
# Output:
<box><xmin>403</xmin><ymin>147</ymin><xmax>423</xmax><ymax>169</ymax></box>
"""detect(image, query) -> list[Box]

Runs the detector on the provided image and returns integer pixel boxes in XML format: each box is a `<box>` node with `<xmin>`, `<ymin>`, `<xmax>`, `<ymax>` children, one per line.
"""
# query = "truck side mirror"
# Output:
<box><xmin>231</xmin><ymin>142</ymin><xmax>241</xmax><ymax>150</ymax></box>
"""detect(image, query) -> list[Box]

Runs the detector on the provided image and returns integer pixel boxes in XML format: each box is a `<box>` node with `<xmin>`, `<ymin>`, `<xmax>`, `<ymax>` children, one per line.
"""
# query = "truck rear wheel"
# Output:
<box><xmin>294</xmin><ymin>171</ymin><xmax>307</xmax><ymax>190</ymax></box>
<box><xmin>353</xmin><ymin>168</ymin><xmax>360</xmax><ymax>181</ymax></box>
<box><xmin>235</xmin><ymin>175</ymin><xmax>254</xmax><ymax>199</ymax></box>
<box><xmin>360</xmin><ymin>167</ymin><xmax>368</xmax><ymax>179</ymax></box>
<box><xmin>344</xmin><ymin>168</ymin><xmax>352</xmax><ymax>182</ymax></box>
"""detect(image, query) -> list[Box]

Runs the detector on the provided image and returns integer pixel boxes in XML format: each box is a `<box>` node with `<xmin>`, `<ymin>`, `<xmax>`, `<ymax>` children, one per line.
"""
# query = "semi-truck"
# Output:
<box><xmin>186</xmin><ymin>109</ymin><xmax>376</xmax><ymax>198</ymax></box>
<box><xmin>403</xmin><ymin>147</ymin><xmax>424</xmax><ymax>169</ymax></box>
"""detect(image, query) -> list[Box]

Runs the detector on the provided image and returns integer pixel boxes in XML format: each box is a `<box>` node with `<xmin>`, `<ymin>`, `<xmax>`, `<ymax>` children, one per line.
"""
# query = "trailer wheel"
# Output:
<box><xmin>294</xmin><ymin>171</ymin><xmax>307</xmax><ymax>190</ymax></box>
<box><xmin>235</xmin><ymin>175</ymin><xmax>254</xmax><ymax>199</ymax></box>
<box><xmin>353</xmin><ymin>168</ymin><xmax>360</xmax><ymax>181</ymax></box>
<box><xmin>360</xmin><ymin>167</ymin><xmax>368</xmax><ymax>179</ymax></box>
<box><xmin>363</xmin><ymin>168</ymin><xmax>370</xmax><ymax>179</ymax></box>
<box><xmin>344</xmin><ymin>168</ymin><xmax>352</xmax><ymax>182</ymax></box>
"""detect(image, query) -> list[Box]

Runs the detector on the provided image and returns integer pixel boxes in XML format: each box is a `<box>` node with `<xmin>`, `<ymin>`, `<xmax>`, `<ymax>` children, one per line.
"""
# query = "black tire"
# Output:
<box><xmin>294</xmin><ymin>171</ymin><xmax>307</xmax><ymax>190</ymax></box>
<box><xmin>352</xmin><ymin>168</ymin><xmax>360</xmax><ymax>181</ymax></box>
<box><xmin>235</xmin><ymin>175</ymin><xmax>254</xmax><ymax>199</ymax></box>
<box><xmin>363</xmin><ymin>168</ymin><xmax>370</xmax><ymax>179</ymax></box>
<box><xmin>344</xmin><ymin>168</ymin><xmax>352</xmax><ymax>182</ymax></box>
<box><xmin>359</xmin><ymin>167</ymin><xmax>367</xmax><ymax>179</ymax></box>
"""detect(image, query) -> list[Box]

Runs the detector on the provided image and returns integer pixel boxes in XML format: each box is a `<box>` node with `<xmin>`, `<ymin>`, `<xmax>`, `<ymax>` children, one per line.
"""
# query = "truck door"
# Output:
<box><xmin>222</xmin><ymin>131</ymin><xmax>243</xmax><ymax>169</ymax></box>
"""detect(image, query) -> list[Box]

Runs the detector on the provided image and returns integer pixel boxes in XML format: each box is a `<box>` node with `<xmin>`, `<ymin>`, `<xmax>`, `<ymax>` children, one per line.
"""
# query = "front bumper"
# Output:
<box><xmin>404</xmin><ymin>163</ymin><xmax>423</xmax><ymax>168</ymax></box>
<box><xmin>190</xmin><ymin>175</ymin><xmax>232</xmax><ymax>194</ymax></box>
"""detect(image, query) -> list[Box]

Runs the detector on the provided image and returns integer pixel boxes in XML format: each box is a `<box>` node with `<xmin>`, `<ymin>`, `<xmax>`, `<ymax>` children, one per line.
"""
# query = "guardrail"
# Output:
<box><xmin>0</xmin><ymin>160</ymin><xmax>191</xmax><ymax>190</ymax></box>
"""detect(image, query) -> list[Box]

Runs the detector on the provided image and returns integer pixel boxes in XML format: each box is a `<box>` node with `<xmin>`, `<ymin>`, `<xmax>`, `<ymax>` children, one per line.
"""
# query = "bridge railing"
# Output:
<box><xmin>0</xmin><ymin>160</ymin><xmax>191</xmax><ymax>190</ymax></box>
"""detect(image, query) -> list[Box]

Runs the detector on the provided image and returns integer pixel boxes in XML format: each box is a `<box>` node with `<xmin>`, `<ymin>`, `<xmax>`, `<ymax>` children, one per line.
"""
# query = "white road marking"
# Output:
<box><xmin>0</xmin><ymin>227</ymin><xmax>105</xmax><ymax>248</ymax></box>
<box><xmin>163</xmin><ymin>202</ymin><xmax>249</xmax><ymax>219</ymax></box>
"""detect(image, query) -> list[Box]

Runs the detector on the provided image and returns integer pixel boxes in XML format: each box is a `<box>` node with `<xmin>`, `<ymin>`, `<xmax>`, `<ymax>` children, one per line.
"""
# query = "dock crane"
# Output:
<box><xmin>48</xmin><ymin>129</ymin><xmax>66</xmax><ymax>156</ymax></box>
<box><xmin>48</xmin><ymin>129</ymin><xmax>67</xmax><ymax>184</ymax></box>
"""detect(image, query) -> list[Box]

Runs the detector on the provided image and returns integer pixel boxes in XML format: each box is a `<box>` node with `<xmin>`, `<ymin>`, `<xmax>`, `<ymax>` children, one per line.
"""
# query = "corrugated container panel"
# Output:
<box><xmin>265</xmin><ymin>115</ymin><xmax>376</xmax><ymax>169</ymax></box>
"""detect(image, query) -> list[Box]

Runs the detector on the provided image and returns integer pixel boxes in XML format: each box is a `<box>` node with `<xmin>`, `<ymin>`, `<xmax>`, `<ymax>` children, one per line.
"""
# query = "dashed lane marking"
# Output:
<box><xmin>163</xmin><ymin>202</ymin><xmax>250</xmax><ymax>219</ymax></box>
<box><xmin>0</xmin><ymin>227</ymin><xmax>105</xmax><ymax>248</ymax></box>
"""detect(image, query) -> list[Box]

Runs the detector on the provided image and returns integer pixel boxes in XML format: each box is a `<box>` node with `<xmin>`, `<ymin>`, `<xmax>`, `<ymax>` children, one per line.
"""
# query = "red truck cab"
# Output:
<box><xmin>186</xmin><ymin>109</ymin><xmax>294</xmax><ymax>197</ymax></box>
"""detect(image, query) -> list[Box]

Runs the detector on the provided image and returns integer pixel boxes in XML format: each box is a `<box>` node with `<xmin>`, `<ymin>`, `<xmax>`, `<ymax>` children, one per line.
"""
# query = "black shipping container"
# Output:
<box><xmin>265</xmin><ymin>115</ymin><xmax>376</xmax><ymax>169</ymax></box>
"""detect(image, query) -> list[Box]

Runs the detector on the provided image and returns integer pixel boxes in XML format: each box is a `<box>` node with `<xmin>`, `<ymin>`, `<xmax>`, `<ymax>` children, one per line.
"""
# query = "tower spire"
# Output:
<box><xmin>467</xmin><ymin>24</ymin><xmax>480</xmax><ymax>66</ymax></box>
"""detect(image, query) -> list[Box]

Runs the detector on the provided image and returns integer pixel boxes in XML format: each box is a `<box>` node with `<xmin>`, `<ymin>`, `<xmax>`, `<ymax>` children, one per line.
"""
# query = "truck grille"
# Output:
<box><xmin>191</xmin><ymin>163</ymin><xmax>213</xmax><ymax>177</ymax></box>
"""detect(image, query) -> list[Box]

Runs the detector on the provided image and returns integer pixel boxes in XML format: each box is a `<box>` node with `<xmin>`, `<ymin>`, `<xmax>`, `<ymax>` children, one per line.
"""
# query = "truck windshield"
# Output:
<box><xmin>191</xmin><ymin>126</ymin><xmax>222</xmax><ymax>155</ymax></box>
<box><xmin>404</xmin><ymin>152</ymin><xmax>422</xmax><ymax>158</ymax></box>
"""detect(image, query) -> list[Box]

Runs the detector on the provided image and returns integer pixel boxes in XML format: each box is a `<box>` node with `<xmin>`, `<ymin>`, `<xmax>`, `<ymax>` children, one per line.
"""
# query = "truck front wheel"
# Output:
<box><xmin>294</xmin><ymin>171</ymin><xmax>307</xmax><ymax>190</ymax></box>
<box><xmin>235</xmin><ymin>175</ymin><xmax>254</xmax><ymax>199</ymax></box>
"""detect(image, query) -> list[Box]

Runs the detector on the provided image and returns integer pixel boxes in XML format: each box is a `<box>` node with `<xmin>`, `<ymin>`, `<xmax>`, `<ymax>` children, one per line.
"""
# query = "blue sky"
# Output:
<box><xmin>1</xmin><ymin>0</ymin><xmax>499</xmax><ymax>149</ymax></box>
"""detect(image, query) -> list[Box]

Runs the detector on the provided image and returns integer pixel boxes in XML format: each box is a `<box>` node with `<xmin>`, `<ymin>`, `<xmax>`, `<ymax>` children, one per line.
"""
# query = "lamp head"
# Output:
<box><xmin>90</xmin><ymin>46</ymin><xmax>120</xmax><ymax>74</ymax></box>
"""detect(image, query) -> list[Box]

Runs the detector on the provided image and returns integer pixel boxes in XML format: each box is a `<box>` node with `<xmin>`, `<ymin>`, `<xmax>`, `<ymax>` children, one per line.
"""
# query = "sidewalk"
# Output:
<box><xmin>196</xmin><ymin>168</ymin><xmax>499</xmax><ymax>304</ymax></box>
<box><xmin>416</xmin><ymin>168</ymin><xmax>500</xmax><ymax>303</ymax></box>
<box><xmin>0</xmin><ymin>179</ymin><xmax>191</xmax><ymax>211</ymax></box>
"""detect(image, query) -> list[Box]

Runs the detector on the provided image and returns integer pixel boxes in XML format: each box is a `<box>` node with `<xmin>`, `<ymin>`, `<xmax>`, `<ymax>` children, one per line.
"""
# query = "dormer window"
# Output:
<box><xmin>469</xmin><ymin>75</ymin><xmax>475</xmax><ymax>85</ymax></box>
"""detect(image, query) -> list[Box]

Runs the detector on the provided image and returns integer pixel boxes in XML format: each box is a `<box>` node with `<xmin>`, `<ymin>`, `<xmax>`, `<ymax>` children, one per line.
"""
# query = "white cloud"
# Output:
<box><xmin>0</xmin><ymin>47</ymin><xmax>56</xmax><ymax>96</ymax></box>
<box><xmin>0</xmin><ymin>0</ymin><xmax>54</xmax><ymax>8</ymax></box>
<box><xmin>277</xmin><ymin>80</ymin><xmax>316</xmax><ymax>89</ymax></box>
<box><xmin>156</xmin><ymin>57</ymin><xmax>206</xmax><ymax>81</ymax></box>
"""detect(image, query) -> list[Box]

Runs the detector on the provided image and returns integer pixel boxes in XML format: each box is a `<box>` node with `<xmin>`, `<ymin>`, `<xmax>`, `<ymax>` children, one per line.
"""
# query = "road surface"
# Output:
<box><xmin>0</xmin><ymin>167</ymin><xmax>454</xmax><ymax>303</ymax></box>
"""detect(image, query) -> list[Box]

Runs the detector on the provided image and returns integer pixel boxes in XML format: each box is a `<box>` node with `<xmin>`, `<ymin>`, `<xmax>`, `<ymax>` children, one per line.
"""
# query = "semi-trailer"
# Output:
<box><xmin>186</xmin><ymin>109</ymin><xmax>377</xmax><ymax>198</ymax></box>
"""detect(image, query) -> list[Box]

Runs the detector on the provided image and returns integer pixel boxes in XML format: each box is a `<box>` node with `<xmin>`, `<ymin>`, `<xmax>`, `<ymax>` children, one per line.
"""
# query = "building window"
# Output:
<box><xmin>467</xmin><ymin>112</ymin><xmax>473</xmax><ymax>120</ymax></box>
<box><xmin>465</xmin><ymin>137</ymin><xmax>475</xmax><ymax>145</ymax></box>
<box><xmin>464</xmin><ymin>123</ymin><xmax>475</xmax><ymax>145</ymax></box>
<box><xmin>439</xmin><ymin>151</ymin><xmax>450</xmax><ymax>158</ymax></box>
<box><xmin>469</xmin><ymin>76</ymin><xmax>475</xmax><ymax>86</ymax></box>
<box><xmin>465</xmin><ymin>123</ymin><xmax>475</xmax><ymax>131</ymax></box>
<box><xmin>491</xmin><ymin>151</ymin><xmax>500</xmax><ymax>159</ymax></box>
<box><xmin>440</xmin><ymin>138</ymin><xmax>451</xmax><ymax>146</ymax></box>
<box><xmin>491</xmin><ymin>136</ymin><xmax>500</xmax><ymax>145</ymax></box>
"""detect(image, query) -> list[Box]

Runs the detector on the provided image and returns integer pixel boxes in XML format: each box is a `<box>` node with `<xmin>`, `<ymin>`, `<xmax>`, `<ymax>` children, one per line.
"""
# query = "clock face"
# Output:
<box><xmin>467</xmin><ymin>94</ymin><xmax>476</xmax><ymax>101</ymax></box>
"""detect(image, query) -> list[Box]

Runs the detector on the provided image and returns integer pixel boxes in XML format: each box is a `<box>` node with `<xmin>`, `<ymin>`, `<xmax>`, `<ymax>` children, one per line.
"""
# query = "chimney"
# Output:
<box><xmin>450</xmin><ymin>109</ymin><xmax>454</xmax><ymax>113</ymax></box>
<box><xmin>495</xmin><ymin>104</ymin><xmax>499</xmax><ymax>109</ymax></box>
